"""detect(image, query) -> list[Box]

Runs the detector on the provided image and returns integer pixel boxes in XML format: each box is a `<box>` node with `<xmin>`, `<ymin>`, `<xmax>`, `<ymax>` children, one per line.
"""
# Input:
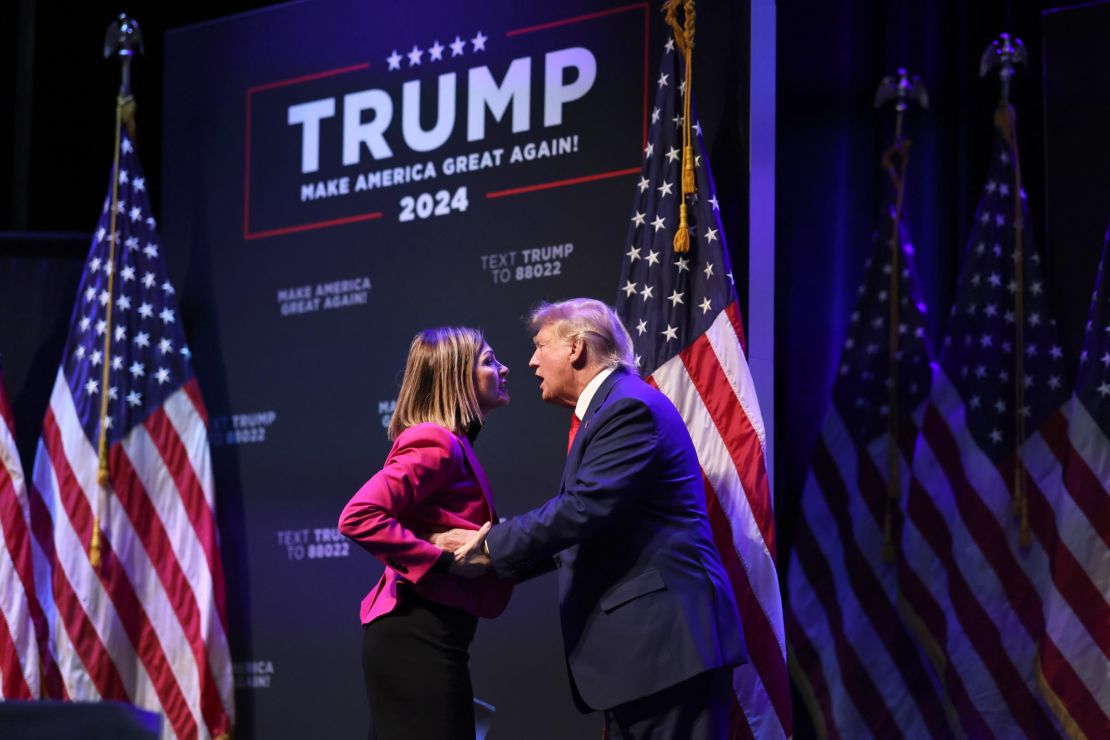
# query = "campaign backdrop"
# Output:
<box><xmin>160</xmin><ymin>1</ymin><xmax>746</xmax><ymax>736</ymax></box>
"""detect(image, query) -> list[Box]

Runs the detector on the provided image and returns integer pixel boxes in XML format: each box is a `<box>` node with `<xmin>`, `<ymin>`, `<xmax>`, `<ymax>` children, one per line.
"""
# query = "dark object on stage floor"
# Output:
<box><xmin>0</xmin><ymin>700</ymin><xmax>161</xmax><ymax>739</ymax></box>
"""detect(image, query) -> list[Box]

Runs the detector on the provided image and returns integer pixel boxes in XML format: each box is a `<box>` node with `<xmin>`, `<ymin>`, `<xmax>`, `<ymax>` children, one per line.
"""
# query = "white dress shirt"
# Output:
<box><xmin>574</xmin><ymin>367</ymin><xmax>615</xmax><ymax>420</ymax></box>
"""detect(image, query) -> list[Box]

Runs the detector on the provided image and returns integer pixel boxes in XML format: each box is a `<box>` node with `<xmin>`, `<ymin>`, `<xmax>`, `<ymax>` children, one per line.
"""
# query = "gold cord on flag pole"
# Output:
<box><xmin>997</xmin><ymin>103</ymin><xmax>1030</xmax><ymax>547</ymax></box>
<box><xmin>981</xmin><ymin>33</ymin><xmax>1031</xmax><ymax>547</ymax></box>
<box><xmin>91</xmin><ymin>99</ymin><xmax>125</xmax><ymax>568</ymax></box>
<box><xmin>873</xmin><ymin>69</ymin><xmax>927</xmax><ymax>561</ymax></box>
<box><xmin>880</xmin><ymin>138</ymin><xmax>911</xmax><ymax>562</ymax></box>
<box><xmin>664</xmin><ymin>0</ymin><xmax>696</xmax><ymax>253</ymax></box>
<box><xmin>91</xmin><ymin>13</ymin><xmax>144</xmax><ymax>568</ymax></box>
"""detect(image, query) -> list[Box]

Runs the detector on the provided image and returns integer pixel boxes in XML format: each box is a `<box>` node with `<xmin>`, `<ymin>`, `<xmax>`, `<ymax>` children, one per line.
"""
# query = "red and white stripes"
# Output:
<box><xmin>650</xmin><ymin>304</ymin><xmax>791</xmax><ymax>739</ymax></box>
<box><xmin>30</xmin><ymin>370</ymin><xmax>233</xmax><ymax>739</ymax></box>
<box><xmin>1035</xmin><ymin>398</ymin><xmax>1110</xmax><ymax>737</ymax></box>
<box><xmin>0</xmin><ymin>377</ymin><xmax>43</xmax><ymax>700</ymax></box>
<box><xmin>900</xmin><ymin>368</ymin><xmax>1085</xmax><ymax>737</ymax></box>
<box><xmin>786</xmin><ymin>400</ymin><xmax>953</xmax><ymax>739</ymax></box>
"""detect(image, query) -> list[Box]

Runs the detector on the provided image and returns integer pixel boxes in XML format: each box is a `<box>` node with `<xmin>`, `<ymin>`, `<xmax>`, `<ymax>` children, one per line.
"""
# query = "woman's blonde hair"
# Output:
<box><xmin>388</xmin><ymin>326</ymin><xmax>485</xmax><ymax>440</ymax></box>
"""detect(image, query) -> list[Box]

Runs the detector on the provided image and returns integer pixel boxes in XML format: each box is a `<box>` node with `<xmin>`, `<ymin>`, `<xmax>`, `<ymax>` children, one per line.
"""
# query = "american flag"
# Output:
<box><xmin>784</xmin><ymin>150</ymin><xmax>952</xmax><ymax>737</ymax></box>
<box><xmin>1037</xmin><ymin>229</ymin><xmax>1110</xmax><ymax>737</ymax></box>
<box><xmin>615</xmin><ymin>33</ymin><xmax>790</xmax><ymax>739</ymax></box>
<box><xmin>0</xmin><ymin>358</ymin><xmax>45</xmax><ymax>699</ymax></box>
<box><xmin>27</xmin><ymin>124</ymin><xmax>234</xmax><ymax>738</ymax></box>
<box><xmin>900</xmin><ymin>107</ymin><xmax>1071</xmax><ymax>736</ymax></box>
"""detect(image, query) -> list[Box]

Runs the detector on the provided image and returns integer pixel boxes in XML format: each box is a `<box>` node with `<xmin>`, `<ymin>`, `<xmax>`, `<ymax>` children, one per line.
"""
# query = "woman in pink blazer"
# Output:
<box><xmin>338</xmin><ymin>327</ymin><xmax>513</xmax><ymax>740</ymax></box>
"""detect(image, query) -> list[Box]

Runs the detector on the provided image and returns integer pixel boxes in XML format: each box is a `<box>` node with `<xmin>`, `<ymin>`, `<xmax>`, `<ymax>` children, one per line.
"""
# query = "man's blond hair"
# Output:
<box><xmin>527</xmin><ymin>298</ymin><xmax>635</xmax><ymax>371</ymax></box>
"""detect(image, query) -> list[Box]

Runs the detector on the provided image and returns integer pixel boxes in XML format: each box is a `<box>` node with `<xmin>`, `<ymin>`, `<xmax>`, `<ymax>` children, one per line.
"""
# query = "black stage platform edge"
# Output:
<box><xmin>0</xmin><ymin>700</ymin><xmax>162</xmax><ymax>739</ymax></box>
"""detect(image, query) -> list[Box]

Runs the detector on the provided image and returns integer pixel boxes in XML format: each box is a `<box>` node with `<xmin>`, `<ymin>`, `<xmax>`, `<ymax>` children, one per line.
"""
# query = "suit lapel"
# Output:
<box><xmin>458</xmin><ymin>433</ymin><xmax>497</xmax><ymax>520</ymax></box>
<box><xmin>559</xmin><ymin>368</ymin><xmax>629</xmax><ymax>490</ymax></box>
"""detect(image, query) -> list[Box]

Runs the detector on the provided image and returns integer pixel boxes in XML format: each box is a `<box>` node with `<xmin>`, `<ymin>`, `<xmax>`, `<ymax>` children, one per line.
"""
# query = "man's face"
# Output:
<box><xmin>528</xmin><ymin>323</ymin><xmax>576</xmax><ymax>407</ymax></box>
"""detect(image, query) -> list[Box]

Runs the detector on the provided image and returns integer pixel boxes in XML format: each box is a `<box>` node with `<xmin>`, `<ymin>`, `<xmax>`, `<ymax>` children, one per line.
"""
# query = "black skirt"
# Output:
<box><xmin>361</xmin><ymin>584</ymin><xmax>479</xmax><ymax>740</ymax></box>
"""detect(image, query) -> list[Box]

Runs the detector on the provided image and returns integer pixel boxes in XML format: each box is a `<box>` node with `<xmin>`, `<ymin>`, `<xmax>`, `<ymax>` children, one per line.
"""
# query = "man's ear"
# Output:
<box><xmin>567</xmin><ymin>337</ymin><xmax>588</xmax><ymax>368</ymax></box>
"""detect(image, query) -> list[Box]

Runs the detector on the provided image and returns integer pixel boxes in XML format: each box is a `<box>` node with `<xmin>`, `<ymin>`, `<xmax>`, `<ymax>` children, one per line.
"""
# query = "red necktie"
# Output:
<box><xmin>567</xmin><ymin>414</ymin><xmax>581</xmax><ymax>454</ymax></box>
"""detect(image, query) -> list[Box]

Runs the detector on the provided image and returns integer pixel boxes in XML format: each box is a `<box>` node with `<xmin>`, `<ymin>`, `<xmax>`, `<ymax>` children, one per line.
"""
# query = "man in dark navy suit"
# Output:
<box><xmin>445</xmin><ymin>298</ymin><xmax>745</xmax><ymax>739</ymax></box>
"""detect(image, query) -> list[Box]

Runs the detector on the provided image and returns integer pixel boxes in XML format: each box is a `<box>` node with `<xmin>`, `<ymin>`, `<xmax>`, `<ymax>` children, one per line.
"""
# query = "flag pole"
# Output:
<box><xmin>981</xmin><ymin>33</ymin><xmax>1031</xmax><ymax>547</ymax></box>
<box><xmin>874</xmin><ymin>69</ymin><xmax>928</xmax><ymax>561</ymax></box>
<box><xmin>90</xmin><ymin>14</ymin><xmax>144</xmax><ymax>568</ymax></box>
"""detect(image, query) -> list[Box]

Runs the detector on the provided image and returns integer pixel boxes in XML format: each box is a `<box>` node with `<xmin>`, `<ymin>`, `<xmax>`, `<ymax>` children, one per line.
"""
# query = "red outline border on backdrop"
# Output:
<box><xmin>242</xmin><ymin>2</ymin><xmax>649</xmax><ymax>239</ymax></box>
<box><xmin>243</xmin><ymin>62</ymin><xmax>380</xmax><ymax>240</ymax></box>
<box><xmin>492</xmin><ymin>2</ymin><xmax>649</xmax><ymax>200</ymax></box>
<box><xmin>486</xmin><ymin>167</ymin><xmax>641</xmax><ymax>199</ymax></box>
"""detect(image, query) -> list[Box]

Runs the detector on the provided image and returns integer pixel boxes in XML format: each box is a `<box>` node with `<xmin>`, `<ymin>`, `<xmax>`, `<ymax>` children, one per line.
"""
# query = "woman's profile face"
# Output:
<box><xmin>474</xmin><ymin>342</ymin><xmax>510</xmax><ymax>415</ymax></box>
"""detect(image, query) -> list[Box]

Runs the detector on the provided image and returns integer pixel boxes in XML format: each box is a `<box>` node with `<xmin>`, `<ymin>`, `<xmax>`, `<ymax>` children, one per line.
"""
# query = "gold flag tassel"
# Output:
<box><xmin>996</xmin><ymin>103</ymin><xmax>1031</xmax><ymax>547</ymax></box>
<box><xmin>120</xmin><ymin>93</ymin><xmax>137</xmax><ymax>142</ymax></box>
<box><xmin>664</xmin><ymin>0</ymin><xmax>696</xmax><ymax>253</ymax></box>
<box><xmin>91</xmin><ymin>95</ymin><xmax>132</xmax><ymax>568</ymax></box>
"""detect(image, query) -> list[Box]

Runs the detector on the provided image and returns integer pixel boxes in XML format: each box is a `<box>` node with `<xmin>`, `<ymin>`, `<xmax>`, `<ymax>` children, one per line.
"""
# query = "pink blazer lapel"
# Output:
<box><xmin>458</xmin><ymin>434</ymin><xmax>497</xmax><ymax>521</ymax></box>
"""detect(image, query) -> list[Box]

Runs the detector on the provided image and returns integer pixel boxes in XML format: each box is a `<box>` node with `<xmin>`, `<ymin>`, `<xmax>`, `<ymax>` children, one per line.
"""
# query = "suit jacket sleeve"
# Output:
<box><xmin>487</xmin><ymin>398</ymin><xmax>657</xmax><ymax>579</ymax></box>
<box><xmin>338</xmin><ymin>424</ymin><xmax>462</xmax><ymax>583</ymax></box>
